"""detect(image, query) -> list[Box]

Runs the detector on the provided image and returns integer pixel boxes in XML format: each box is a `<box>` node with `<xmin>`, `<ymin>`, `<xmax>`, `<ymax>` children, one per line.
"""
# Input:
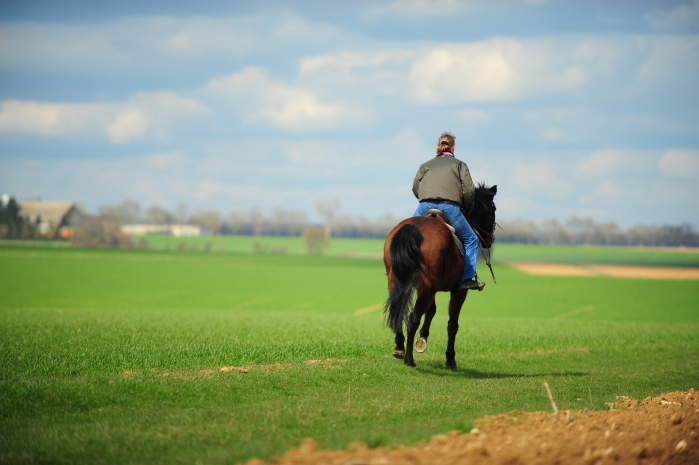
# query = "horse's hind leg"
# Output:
<box><xmin>445</xmin><ymin>289</ymin><xmax>467</xmax><ymax>370</ymax></box>
<box><xmin>415</xmin><ymin>300</ymin><xmax>437</xmax><ymax>353</ymax></box>
<box><xmin>393</xmin><ymin>330</ymin><xmax>405</xmax><ymax>359</ymax></box>
<box><xmin>404</xmin><ymin>293</ymin><xmax>435</xmax><ymax>368</ymax></box>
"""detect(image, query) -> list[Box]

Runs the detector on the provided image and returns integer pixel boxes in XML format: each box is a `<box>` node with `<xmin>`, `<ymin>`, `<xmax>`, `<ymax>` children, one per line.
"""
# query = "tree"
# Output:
<box><xmin>98</xmin><ymin>200</ymin><xmax>141</xmax><ymax>224</ymax></box>
<box><xmin>146</xmin><ymin>206</ymin><xmax>175</xmax><ymax>225</ymax></box>
<box><xmin>174</xmin><ymin>203</ymin><xmax>189</xmax><ymax>224</ymax></box>
<box><xmin>314</xmin><ymin>196</ymin><xmax>341</xmax><ymax>238</ymax></box>
<box><xmin>190</xmin><ymin>210</ymin><xmax>222</xmax><ymax>234</ymax></box>
<box><xmin>302</xmin><ymin>227</ymin><xmax>328</xmax><ymax>255</ymax></box>
<box><xmin>0</xmin><ymin>195</ymin><xmax>23</xmax><ymax>238</ymax></box>
<box><xmin>70</xmin><ymin>216</ymin><xmax>132</xmax><ymax>248</ymax></box>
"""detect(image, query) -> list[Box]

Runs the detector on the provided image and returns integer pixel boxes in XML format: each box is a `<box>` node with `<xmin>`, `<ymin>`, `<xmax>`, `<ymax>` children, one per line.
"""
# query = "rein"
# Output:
<box><xmin>466</xmin><ymin>199</ymin><xmax>497</xmax><ymax>284</ymax></box>
<box><xmin>471</xmin><ymin>225</ymin><xmax>497</xmax><ymax>285</ymax></box>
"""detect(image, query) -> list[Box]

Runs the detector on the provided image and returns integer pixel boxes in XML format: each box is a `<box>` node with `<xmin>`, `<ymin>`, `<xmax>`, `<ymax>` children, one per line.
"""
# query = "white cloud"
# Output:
<box><xmin>299</xmin><ymin>50</ymin><xmax>414</xmax><ymax>74</ymax></box>
<box><xmin>0</xmin><ymin>22</ymin><xmax>129</xmax><ymax>72</ymax></box>
<box><xmin>106</xmin><ymin>109</ymin><xmax>151</xmax><ymax>143</ymax></box>
<box><xmin>297</xmin><ymin>49</ymin><xmax>415</xmax><ymax>99</ymax></box>
<box><xmin>409</xmin><ymin>39</ymin><xmax>587</xmax><ymax>103</ymax></box>
<box><xmin>644</xmin><ymin>0</ymin><xmax>699</xmax><ymax>32</ymax></box>
<box><xmin>593</xmin><ymin>179</ymin><xmax>621</xmax><ymax>200</ymax></box>
<box><xmin>0</xmin><ymin>15</ymin><xmax>329</xmax><ymax>73</ymax></box>
<box><xmin>636</xmin><ymin>35</ymin><xmax>699</xmax><ymax>86</ymax></box>
<box><xmin>509</xmin><ymin>160</ymin><xmax>572</xmax><ymax>196</ymax></box>
<box><xmin>0</xmin><ymin>93</ymin><xmax>207</xmax><ymax>143</ymax></box>
<box><xmin>574</xmin><ymin>149</ymin><xmax>657</xmax><ymax>177</ymax></box>
<box><xmin>658</xmin><ymin>149</ymin><xmax>699</xmax><ymax>177</ymax></box>
<box><xmin>457</xmin><ymin>108</ymin><xmax>492</xmax><ymax>123</ymax></box>
<box><xmin>542</xmin><ymin>127</ymin><xmax>567</xmax><ymax>141</ymax></box>
<box><xmin>525</xmin><ymin>108</ymin><xmax>573</xmax><ymax>122</ymax></box>
<box><xmin>367</xmin><ymin>0</ymin><xmax>474</xmax><ymax>18</ymax></box>
<box><xmin>205</xmin><ymin>67</ymin><xmax>368</xmax><ymax>132</ymax></box>
<box><xmin>0</xmin><ymin>100</ymin><xmax>107</xmax><ymax>136</ymax></box>
<box><xmin>145</xmin><ymin>151</ymin><xmax>185</xmax><ymax>169</ymax></box>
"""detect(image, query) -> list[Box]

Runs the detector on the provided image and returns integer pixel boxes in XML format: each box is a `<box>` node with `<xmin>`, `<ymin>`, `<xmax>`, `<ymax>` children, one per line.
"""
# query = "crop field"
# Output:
<box><xmin>1</xmin><ymin>244</ymin><xmax>698</xmax><ymax>464</ymax></box>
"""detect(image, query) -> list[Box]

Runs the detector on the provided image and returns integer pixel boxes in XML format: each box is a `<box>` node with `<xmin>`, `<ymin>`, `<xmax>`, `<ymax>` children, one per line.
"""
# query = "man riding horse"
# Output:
<box><xmin>412</xmin><ymin>131</ymin><xmax>484</xmax><ymax>291</ymax></box>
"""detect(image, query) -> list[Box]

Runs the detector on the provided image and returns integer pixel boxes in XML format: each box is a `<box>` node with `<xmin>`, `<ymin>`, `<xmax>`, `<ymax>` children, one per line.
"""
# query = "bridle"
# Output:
<box><xmin>465</xmin><ymin>198</ymin><xmax>497</xmax><ymax>284</ymax></box>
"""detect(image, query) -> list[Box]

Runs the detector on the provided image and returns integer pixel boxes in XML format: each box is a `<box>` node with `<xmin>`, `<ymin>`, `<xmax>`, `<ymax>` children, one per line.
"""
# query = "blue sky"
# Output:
<box><xmin>1</xmin><ymin>0</ymin><xmax>698</xmax><ymax>226</ymax></box>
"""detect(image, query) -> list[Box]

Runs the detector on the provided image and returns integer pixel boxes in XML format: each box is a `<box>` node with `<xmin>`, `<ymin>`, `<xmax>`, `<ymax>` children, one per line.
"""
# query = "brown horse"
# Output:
<box><xmin>383</xmin><ymin>184</ymin><xmax>497</xmax><ymax>369</ymax></box>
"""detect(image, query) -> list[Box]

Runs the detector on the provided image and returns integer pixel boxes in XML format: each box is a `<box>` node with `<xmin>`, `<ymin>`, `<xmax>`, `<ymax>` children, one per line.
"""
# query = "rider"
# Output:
<box><xmin>412</xmin><ymin>131</ymin><xmax>483</xmax><ymax>291</ymax></box>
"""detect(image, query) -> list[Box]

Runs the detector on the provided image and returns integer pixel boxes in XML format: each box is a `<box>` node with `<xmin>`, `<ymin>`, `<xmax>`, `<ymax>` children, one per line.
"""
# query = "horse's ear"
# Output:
<box><xmin>490</xmin><ymin>185</ymin><xmax>497</xmax><ymax>194</ymax></box>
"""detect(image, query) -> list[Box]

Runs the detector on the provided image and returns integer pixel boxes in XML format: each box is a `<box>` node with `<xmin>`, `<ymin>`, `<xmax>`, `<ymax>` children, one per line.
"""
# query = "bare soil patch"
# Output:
<box><xmin>588</xmin><ymin>265</ymin><xmax>699</xmax><ymax>280</ymax></box>
<box><xmin>508</xmin><ymin>262</ymin><xmax>699</xmax><ymax>280</ymax></box>
<box><xmin>507</xmin><ymin>262</ymin><xmax>597</xmax><ymax>277</ymax></box>
<box><xmin>241</xmin><ymin>390</ymin><xmax>698</xmax><ymax>465</ymax></box>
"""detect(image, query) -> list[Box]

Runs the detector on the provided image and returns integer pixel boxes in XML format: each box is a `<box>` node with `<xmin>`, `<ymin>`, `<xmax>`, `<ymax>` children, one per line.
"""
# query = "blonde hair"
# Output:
<box><xmin>436</xmin><ymin>131</ymin><xmax>455</xmax><ymax>154</ymax></box>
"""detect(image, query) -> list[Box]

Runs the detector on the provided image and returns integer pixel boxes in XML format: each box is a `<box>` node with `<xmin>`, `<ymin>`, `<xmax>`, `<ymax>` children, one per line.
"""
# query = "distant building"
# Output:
<box><xmin>120</xmin><ymin>224</ymin><xmax>201</xmax><ymax>237</ymax></box>
<box><xmin>17</xmin><ymin>201</ymin><xmax>82</xmax><ymax>238</ymax></box>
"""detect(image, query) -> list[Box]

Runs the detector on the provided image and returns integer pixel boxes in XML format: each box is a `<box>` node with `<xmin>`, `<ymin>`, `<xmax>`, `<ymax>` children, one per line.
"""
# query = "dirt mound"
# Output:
<box><xmin>242</xmin><ymin>390</ymin><xmax>698</xmax><ymax>465</ymax></box>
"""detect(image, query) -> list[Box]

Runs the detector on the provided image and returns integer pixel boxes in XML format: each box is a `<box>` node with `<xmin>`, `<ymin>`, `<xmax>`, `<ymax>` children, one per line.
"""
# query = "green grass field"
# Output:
<box><xmin>132</xmin><ymin>234</ymin><xmax>699</xmax><ymax>267</ymax></box>
<box><xmin>1</xmin><ymin>244</ymin><xmax>698</xmax><ymax>464</ymax></box>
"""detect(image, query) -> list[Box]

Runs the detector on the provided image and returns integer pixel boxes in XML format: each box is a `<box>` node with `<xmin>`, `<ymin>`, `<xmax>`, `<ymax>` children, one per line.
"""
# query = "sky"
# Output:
<box><xmin>0</xmin><ymin>0</ymin><xmax>698</xmax><ymax>227</ymax></box>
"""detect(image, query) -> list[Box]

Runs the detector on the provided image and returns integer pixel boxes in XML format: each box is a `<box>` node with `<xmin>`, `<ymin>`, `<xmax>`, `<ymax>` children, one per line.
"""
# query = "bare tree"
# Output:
<box><xmin>314</xmin><ymin>196</ymin><xmax>341</xmax><ymax>238</ymax></box>
<box><xmin>98</xmin><ymin>200</ymin><xmax>141</xmax><ymax>224</ymax></box>
<box><xmin>190</xmin><ymin>210</ymin><xmax>222</xmax><ymax>234</ymax></box>
<box><xmin>146</xmin><ymin>206</ymin><xmax>175</xmax><ymax>225</ymax></box>
<box><xmin>174</xmin><ymin>203</ymin><xmax>189</xmax><ymax>224</ymax></box>
<box><xmin>71</xmin><ymin>216</ymin><xmax>132</xmax><ymax>248</ymax></box>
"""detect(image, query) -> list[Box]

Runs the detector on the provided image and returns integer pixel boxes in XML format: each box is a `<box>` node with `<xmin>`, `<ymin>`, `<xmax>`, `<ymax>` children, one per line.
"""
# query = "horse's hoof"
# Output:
<box><xmin>392</xmin><ymin>349</ymin><xmax>405</xmax><ymax>359</ymax></box>
<box><xmin>405</xmin><ymin>360</ymin><xmax>417</xmax><ymax>368</ymax></box>
<box><xmin>414</xmin><ymin>337</ymin><xmax>428</xmax><ymax>353</ymax></box>
<box><xmin>445</xmin><ymin>362</ymin><xmax>457</xmax><ymax>371</ymax></box>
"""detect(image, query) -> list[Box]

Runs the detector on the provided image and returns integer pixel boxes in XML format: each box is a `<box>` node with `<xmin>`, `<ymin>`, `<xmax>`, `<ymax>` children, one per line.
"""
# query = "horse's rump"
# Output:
<box><xmin>384</xmin><ymin>217</ymin><xmax>463</xmax><ymax>293</ymax></box>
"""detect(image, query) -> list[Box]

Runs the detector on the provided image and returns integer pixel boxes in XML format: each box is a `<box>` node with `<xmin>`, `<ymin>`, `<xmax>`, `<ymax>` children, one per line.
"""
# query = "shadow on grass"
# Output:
<box><xmin>413</xmin><ymin>360</ymin><xmax>588</xmax><ymax>379</ymax></box>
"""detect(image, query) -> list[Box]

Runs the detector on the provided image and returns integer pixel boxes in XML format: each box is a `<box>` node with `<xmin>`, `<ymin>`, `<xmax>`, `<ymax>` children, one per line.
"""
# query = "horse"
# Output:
<box><xmin>382</xmin><ymin>184</ymin><xmax>497</xmax><ymax>370</ymax></box>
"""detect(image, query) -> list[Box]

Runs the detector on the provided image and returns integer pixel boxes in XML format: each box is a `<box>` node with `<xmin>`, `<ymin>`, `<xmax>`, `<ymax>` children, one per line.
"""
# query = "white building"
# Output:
<box><xmin>120</xmin><ymin>224</ymin><xmax>201</xmax><ymax>237</ymax></box>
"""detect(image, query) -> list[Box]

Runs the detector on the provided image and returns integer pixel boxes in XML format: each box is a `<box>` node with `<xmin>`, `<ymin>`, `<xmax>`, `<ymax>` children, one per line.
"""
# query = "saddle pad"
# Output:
<box><xmin>441</xmin><ymin>222</ymin><xmax>464</xmax><ymax>256</ymax></box>
<box><xmin>452</xmin><ymin>231</ymin><xmax>464</xmax><ymax>257</ymax></box>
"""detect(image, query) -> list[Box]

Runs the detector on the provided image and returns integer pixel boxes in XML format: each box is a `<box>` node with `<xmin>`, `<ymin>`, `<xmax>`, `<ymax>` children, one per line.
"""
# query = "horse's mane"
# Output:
<box><xmin>474</xmin><ymin>182</ymin><xmax>496</xmax><ymax>202</ymax></box>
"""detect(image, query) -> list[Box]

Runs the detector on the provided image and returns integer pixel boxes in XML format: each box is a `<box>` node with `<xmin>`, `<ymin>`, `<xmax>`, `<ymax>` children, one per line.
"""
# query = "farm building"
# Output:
<box><xmin>120</xmin><ymin>224</ymin><xmax>201</xmax><ymax>237</ymax></box>
<box><xmin>17</xmin><ymin>201</ymin><xmax>83</xmax><ymax>238</ymax></box>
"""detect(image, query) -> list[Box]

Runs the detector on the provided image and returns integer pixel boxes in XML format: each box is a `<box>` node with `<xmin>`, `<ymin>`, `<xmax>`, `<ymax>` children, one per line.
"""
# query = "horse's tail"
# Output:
<box><xmin>385</xmin><ymin>223</ymin><xmax>424</xmax><ymax>333</ymax></box>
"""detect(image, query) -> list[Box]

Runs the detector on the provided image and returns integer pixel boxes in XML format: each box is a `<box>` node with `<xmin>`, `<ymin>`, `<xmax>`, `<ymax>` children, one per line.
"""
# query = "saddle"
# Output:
<box><xmin>422</xmin><ymin>209</ymin><xmax>464</xmax><ymax>256</ymax></box>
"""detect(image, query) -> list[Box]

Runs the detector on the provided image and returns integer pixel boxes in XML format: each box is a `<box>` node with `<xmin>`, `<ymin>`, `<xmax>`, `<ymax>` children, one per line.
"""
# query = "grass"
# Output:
<box><xmin>128</xmin><ymin>234</ymin><xmax>385</xmax><ymax>256</ymax></box>
<box><xmin>5</xmin><ymin>234</ymin><xmax>699</xmax><ymax>266</ymax></box>
<box><xmin>0</xmin><ymin>245</ymin><xmax>698</xmax><ymax>464</ymax></box>
<box><xmin>492</xmin><ymin>242</ymin><xmax>699</xmax><ymax>267</ymax></box>
<box><xmin>131</xmin><ymin>234</ymin><xmax>699</xmax><ymax>267</ymax></box>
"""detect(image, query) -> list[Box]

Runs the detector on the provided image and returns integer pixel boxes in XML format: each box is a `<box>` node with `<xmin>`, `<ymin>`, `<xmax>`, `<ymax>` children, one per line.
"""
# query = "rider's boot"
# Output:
<box><xmin>457</xmin><ymin>278</ymin><xmax>485</xmax><ymax>292</ymax></box>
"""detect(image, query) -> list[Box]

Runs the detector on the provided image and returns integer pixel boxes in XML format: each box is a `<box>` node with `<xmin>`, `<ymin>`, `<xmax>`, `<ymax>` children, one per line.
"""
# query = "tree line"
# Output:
<box><xmin>497</xmin><ymin>217</ymin><xmax>699</xmax><ymax>247</ymax></box>
<box><xmin>97</xmin><ymin>199</ymin><xmax>699</xmax><ymax>247</ymax></box>
<box><xmin>97</xmin><ymin>199</ymin><xmax>401</xmax><ymax>239</ymax></box>
<box><xmin>3</xmin><ymin>195</ymin><xmax>697</xmax><ymax>247</ymax></box>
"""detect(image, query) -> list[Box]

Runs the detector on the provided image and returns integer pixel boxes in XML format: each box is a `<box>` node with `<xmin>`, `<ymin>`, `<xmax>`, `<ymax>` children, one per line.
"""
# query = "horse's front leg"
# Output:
<box><xmin>404</xmin><ymin>293</ymin><xmax>435</xmax><ymax>368</ymax></box>
<box><xmin>445</xmin><ymin>289</ymin><xmax>467</xmax><ymax>370</ymax></box>
<box><xmin>415</xmin><ymin>300</ymin><xmax>437</xmax><ymax>353</ymax></box>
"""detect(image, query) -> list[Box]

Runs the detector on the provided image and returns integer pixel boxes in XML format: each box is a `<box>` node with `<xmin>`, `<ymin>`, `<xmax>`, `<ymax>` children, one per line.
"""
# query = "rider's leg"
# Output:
<box><xmin>441</xmin><ymin>204</ymin><xmax>479</xmax><ymax>281</ymax></box>
<box><xmin>412</xmin><ymin>201</ymin><xmax>437</xmax><ymax>217</ymax></box>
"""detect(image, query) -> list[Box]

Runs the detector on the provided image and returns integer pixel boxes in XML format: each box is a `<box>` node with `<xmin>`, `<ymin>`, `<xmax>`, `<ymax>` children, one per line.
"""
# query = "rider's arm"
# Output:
<box><xmin>459</xmin><ymin>162</ymin><xmax>476</xmax><ymax>213</ymax></box>
<box><xmin>412</xmin><ymin>166</ymin><xmax>426</xmax><ymax>199</ymax></box>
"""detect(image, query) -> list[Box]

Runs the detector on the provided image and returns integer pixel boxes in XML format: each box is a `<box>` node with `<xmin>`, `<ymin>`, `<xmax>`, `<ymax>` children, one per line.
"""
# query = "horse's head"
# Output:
<box><xmin>469</xmin><ymin>184</ymin><xmax>497</xmax><ymax>248</ymax></box>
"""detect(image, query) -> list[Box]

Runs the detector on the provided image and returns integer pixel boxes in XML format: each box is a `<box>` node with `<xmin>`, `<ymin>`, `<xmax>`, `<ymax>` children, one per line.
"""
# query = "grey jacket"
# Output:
<box><xmin>412</xmin><ymin>155</ymin><xmax>476</xmax><ymax>212</ymax></box>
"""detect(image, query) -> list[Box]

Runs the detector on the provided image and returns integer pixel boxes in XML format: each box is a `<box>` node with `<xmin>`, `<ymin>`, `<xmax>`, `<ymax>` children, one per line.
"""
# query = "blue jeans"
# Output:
<box><xmin>413</xmin><ymin>201</ymin><xmax>479</xmax><ymax>280</ymax></box>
